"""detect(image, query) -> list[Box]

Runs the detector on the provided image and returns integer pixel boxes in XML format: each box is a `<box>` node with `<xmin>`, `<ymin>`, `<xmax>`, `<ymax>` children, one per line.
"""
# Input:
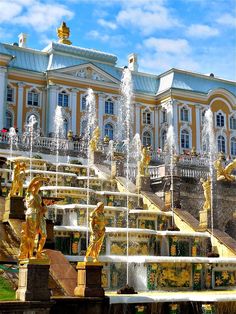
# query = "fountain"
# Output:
<box><xmin>54</xmin><ymin>106</ymin><xmax>64</xmax><ymax>195</ymax></box>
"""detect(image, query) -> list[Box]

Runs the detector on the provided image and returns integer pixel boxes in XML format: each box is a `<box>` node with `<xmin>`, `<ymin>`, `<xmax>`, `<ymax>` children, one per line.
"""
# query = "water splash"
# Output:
<box><xmin>8</xmin><ymin>127</ymin><xmax>18</xmax><ymax>159</ymax></box>
<box><xmin>54</xmin><ymin>106</ymin><xmax>64</xmax><ymax>194</ymax></box>
<box><xmin>28</xmin><ymin>115</ymin><xmax>38</xmax><ymax>180</ymax></box>
<box><xmin>120</xmin><ymin>67</ymin><xmax>134</xmax><ymax>285</ymax></box>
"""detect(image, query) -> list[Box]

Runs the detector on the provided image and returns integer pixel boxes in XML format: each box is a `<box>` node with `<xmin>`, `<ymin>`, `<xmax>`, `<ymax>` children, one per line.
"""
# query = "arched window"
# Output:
<box><xmin>230</xmin><ymin>115</ymin><xmax>236</xmax><ymax>130</ymax></box>
<box><xmin>58</xmin><ymin>91</ymin><xmax>69</xmax><ymax>107</ymax></box>
<box><xmin>161</xmin><ymin>130</ymin><xmax>167</xmax><ymax>150</ymax></box>
<box><xmin>181</xmin><ymin>130</ymin><xmax>190</xmax><ymax>149</ymax></box>
<box><xmin>143</xmin><ymin>131</ymin><xmax>151</xmax><ymax>147</ymax></box>
<box><xmin>27</xmin><ymin>89</ymin><xmax>39</xmax><ymax>106</ymax></box>
<box><xmin>5</xmin><ymin>111</ymin><xmax>13</xmax><ymax>129</ymax></box>
<box><xmin>180</xmin><ymin>107</ymin><xmax>189</xmax><ymax>122</ymax></box>
<box><xmin>104</xmin><ymin>123</ymin><xmax>113</xmax><ymax>140</ymax></box>
<box><xmin>63</xmin><ymin>119</ymin><xmax>68</xmax><ymax>137</ymax></box>
<box><xmin>217</xmin><ymin>135</ymin><xmax>226</xmax><ymax>153</ymax></box>
<box><xmin>231</xmin><ymin>137</ymin><xmax>236</xmax><ymax>156</ymax></box>
<box><xmin>161</xmin><ymin>109</ymin><xmax>167</xmax><ymax>123</ymax></box>
<box><xmin>105</xmin><ymin>99</ymin><xmax>114</xmax><ymax>115</ymax></box>
<box><xmin>216</xmin><ymin>112</ymin><xmax>224</xmax><ymax>127</ymax></box>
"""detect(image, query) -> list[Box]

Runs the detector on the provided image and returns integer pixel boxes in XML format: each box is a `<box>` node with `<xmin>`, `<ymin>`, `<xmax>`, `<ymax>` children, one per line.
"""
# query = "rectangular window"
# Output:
<box><xmin>143</xmin><ymin>112</ymin><xmax>151</xmax><ymax>124</ymax></box>
<box><xmin>162</xmin><ymin>110</ymin><xmax>167</xmax><ymax>123</ymax></box>
<box><xmin>230</xmin><ymin>118</ymin><xmax>236</xmax><ymax>130</ymax></box>
<box><xmin>105</xmin><ymin>100</ymin><xmax>114</xmax><ymax>114</ymax></box>
<box><xmin>81</xmin><ymin>96</ymin><xmax>86</xmax><ymax>111</ymax></box>
<box><xmin>58</xmin><ymin>93</ymin><xmax>69</xmax><ymax>107</ymax></box>
<box><xmin>28</xmin><ymin>92</ymin><xmax>39</xmax><ymax>106</ymax></box>
<box><xmin>7</xmin><ymin>87</ymin><xmax>14</xmax><ymax>102</ymax></box>
<box><xmin>181</xmin><ymin>108</ymin><xmax>189</xmax><ymax>122</ymax></box>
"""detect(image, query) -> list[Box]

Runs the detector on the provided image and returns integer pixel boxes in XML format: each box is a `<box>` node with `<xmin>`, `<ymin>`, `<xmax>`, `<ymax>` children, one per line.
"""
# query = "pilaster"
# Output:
<box><xmin>154</xmin><ymin>107</ymin><xmax>159</xmax><ymax>151</ymax></box>
<box><xmin>195</xmin><ymin>104</ymin><xmax>201</xmax><ymax>152</ymax></box>
<box><xmin>71</xmin><ymin>88</ymin><xmax>78</xmax><ymax>134</ymax></box>
<box><xmin>98</xmin><ymin>93</ymin><xmax>105</xmax><ymax>136</ymax></box>
<box><xmin>47</xmin><ymin>85</ymin><xmax>58</xmax><ymax>135</ymax></box>
<box><xmin>17</xmin><ymin>82</ymin><xmax>25</xmax><ymax>134</ymax></box>
<box><xmin>0</xmin><ymin>67</ymin><xmax>7</xmax><ymax>130</ymax></box>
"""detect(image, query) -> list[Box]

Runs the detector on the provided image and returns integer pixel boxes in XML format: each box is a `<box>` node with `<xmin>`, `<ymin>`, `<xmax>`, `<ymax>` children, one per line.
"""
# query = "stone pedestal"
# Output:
<box><xmin>74</xmin><ymin>262</ymin><xmax>104</xmax><ymax>297</ymax></box>
<box><xmin>136</xmin><ymin>175</ymin><xmax>152</xmax><ymax>192</ymax></box>
<box><xmin>199</xmin><ymin>210</ymin><xmax>211</xmax><ymax>230</ymax></box>
<box><xmin>3</xmin><ymin>196</ymin><xmax>26</xmax><ymax>221</ymax></box>
<box><xmin>16</xmin><ymin>260</ymin><xmax>51</xmax><ymax>301</ymax></box>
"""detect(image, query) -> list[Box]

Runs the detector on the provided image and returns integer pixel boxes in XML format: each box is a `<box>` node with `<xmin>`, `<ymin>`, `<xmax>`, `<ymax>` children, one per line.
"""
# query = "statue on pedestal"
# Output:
<box><xmin>8</xmin><ymin>161</ymin><xmax>26</xmax><ymax>197</ymax></box>
<box><xmin>84</xmin><ymin>202</ymin><xmax>106</xmax><ymax>262</ymax></box>
<box><xmin>18</xmin><ymin>176</ymin><xmax>50</xmax><ymax>260</ymax></box>
<box><xmin>89</xmin><ymin>126</ymin><xmax>100</xmax><ymax>152</ymax></box>
<box><xmin>138</xmin><ymin>147</ymin><xmax>151</xmax><ymax>177</ymax></box>
<box><xmin>200</xmin><ymin>177</ymin><xmax>211</xmax><ymax>211</ymax></box>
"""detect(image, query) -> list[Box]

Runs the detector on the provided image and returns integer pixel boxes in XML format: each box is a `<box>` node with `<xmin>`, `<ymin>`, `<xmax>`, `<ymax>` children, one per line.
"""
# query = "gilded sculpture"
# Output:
<box><xmin>57</xmin><ymin>21</ymin><xmax>72</xmax><ymax>45</ymax></box>
<box><xmin>8</xmin><ymin>161</ymin><xmax>26</xmax><ymax>197</ymax></box>
<box><xmin>18</xmin><ymin>176</ymin><xmax>50</xmax><ymax>260</ymax></box>
<box><xmin>214</xmin><ymin>154</ymin><xmax>236</xmax><ymax>182</ymax></box>
<box><xmin>89</xmin><ymin>126</ymin><xmax>100</xmax><ymax>152</ymax></box>
<box><xmin>138</xmin><ymin>147</ymin><xmax>151</xmax><ymax>176</ymax></box>
<box><xmin>84</xmin><ymin>202</ymin><xmax>106</xmax><ymax>262</ymax></box>
<box><xmin>200</xmin><ymin>177</ymin><xmax>211</xmax><ymax>211</ymax></box>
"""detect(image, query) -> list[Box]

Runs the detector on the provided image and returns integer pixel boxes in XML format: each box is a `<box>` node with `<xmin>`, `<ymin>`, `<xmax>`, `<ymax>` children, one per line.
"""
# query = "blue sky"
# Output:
<box><xmin>0</xmin><ymin>0</ymin><xmax>236</xmax><ymax>80</ymax></box>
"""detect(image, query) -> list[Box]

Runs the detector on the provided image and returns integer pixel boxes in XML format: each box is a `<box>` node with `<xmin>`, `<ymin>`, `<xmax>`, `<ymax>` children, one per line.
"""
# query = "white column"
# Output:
<box><xmin>135</xmin><ymin>103</ymin><xmax>141</xmax><ymax>135</ymax></box>
<box><xmin>0</xmin><ymin>67</ymin><xmax>7</xmax><ymax>130</ymax></box>
<box><xmin>172</xmin><ymin>100</ymin><xmax>179</xmax><ymax>154</ymax></box>
<box><xmin>154</xmin><ymin>108</ymin><xmax>159</xmax><ymax>151</ymax></box>
<box><xmin>196</xmin><ymin>105</ymin><xmax>201</xmax><ymax>152</ymax></box>
<box><xmin>47</xmin><ymin>85</ymin><xmax>58</xmax><ymax>135</ymax></box>
<box><xmin>17</xmin><ymin>82</ymin><xmax>25</xmax><ymax>134</ymax></box>
<box><xmin>40</xmin><ymin>87</ymin><xmax>46</xmax><ymax>135</ymax></box>
<box><xmin>71</xmin><ymin>88</ymin><xmax>78</xmax><ymax>134</ymax></box>
<box><xmin>98</xmin><ymin>93</ymin><xmax>105</xmax><ymax>137</ymax></box>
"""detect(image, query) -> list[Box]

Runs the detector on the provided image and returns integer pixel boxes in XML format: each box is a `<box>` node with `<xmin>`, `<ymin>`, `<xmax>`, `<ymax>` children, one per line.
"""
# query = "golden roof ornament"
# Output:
<box><xmin>57</xmin><ymin>21</ymin><xmax>72</xmax><ymax>45</ymax></box>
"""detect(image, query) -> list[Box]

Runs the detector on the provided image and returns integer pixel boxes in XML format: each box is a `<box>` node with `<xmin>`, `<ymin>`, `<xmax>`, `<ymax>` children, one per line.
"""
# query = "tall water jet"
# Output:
<box><xmin>107</xmin><ymin>140</ymin><xmax>115</xmax><ymax>178</ymax></box>
<box><xmin>28</xmin><ymin>115</ymin><xmax>37</xmax><ymax>181</ymax></box>
<box><xmin>54</xmin><ymin>106</ymin><xmax>64</xmax><ymax>195</ymax></box>
<box><xmin>131</xmin><ymin>133</ymin><xmax>142</xmax><ymax>206</ymax></box>
<box><xmin>120</xmin><ymin>67</ymin><xmax>133</xmax><ymax>285</ymax></box>
<box><xmin>202</xmin><ymin>108</ymin><xmax>216</xmax><ymax>238</ymax></box>
<box><xmin>8</xmin><ymin>127</ymin><xmax>17</xmax><ymax>160</ymax></box>
<box><xmin>84</xmin><ymin>88</ymin><xmax>97</xmax><ymax>247</ymax></box>
<box><xmin>162</xmin><ymin>101</ymin><xmax>176</xmax><ymax>227</ymax></box>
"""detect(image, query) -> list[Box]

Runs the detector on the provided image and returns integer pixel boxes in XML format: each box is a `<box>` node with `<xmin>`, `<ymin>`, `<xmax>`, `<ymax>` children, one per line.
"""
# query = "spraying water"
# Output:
<box><xmin>202</xmin><ymin>108</ymin><xmax>216</xmax><ymax>239</ymax></box>
<box><xmin>54</xmin><ymin>106</ymin><xmax>64</xmax><ymax>195</ymax></box>
<box><xmin>131</xmin><ymin>133</ymin><xmax>142</xmax><ymax>206</ymax></box>
<box><xmin>162</xmin><ymin>101</ymin><xmax>176</xmax><ymax>227</ymax></box>
<box><xmin>120</xmin><ymin>67</ymin><xmax>133</xmax><ymax>285</ymax></box>
<box><xmin>28</xmin><ymin>115</ymin><xmax>38</xmax><ymax>181</ymax></box>
<box><xmin>84</xmin><ymin>88</ymin><xmax>97</xmax><ymax>248</ymax></box>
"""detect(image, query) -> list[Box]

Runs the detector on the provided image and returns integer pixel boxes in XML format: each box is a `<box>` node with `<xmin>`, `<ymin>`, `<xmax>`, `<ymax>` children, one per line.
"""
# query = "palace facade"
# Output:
<box><xmin>0</xmin><ymin>24</ymin><xmax>236</xmax><ymax>156</ymax></box>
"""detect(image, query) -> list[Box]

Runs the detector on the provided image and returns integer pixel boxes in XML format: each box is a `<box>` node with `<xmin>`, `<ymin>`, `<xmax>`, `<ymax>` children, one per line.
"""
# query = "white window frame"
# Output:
<box><xmin>143</xmin><ymin>130</ymin><xmax>152</xmax><ymax>147</ymax></box>
<box><xmin>5</xmin><ymin>110</ymin><xmax>13</xmax><ymax>129</ymax></box>
<box><xmin>7</xmin><ymin>84</ymin><xmax>15</xmax><ymax>103</ymax></box>
<box><xmin>217</xmin><ymin>135</ymin><xmax>226</xmax><ymax>153</ymax></box>
<box><xmin>27</xmin><ymin>88</ymin><xmax>40</xmax><ymax>107</ymax></box>
<box><xmin>105</xmin><ymin>99</ymin><xmax>114</xmax><ymax>115</ymax></box>
<box><xmin>104</xmin><ymin>123</ymin><xmax>114</xmax><ymax>140</ymax></box>
<box><xmin>229</xmin><ymin>114</ymin><xmax>236</xmax><ymax>130</ymax></box>
<box><xmin>161</xmin><ymin>109</ymin><xmax>167</xmax><ymax>124</ymax></box>
<box><xmin>215</xmin><ymin>110</ymin><xmax>225</xmax><ymax>128</ymax></box>
<box><xmin>80</xmin><ymin>94</ymin><xmax>87</xmax><ymax>112</ymax></box>
<box><xmin>58</xmin><ymin>90</ymin><xmax>69</xmax><ymax>108</ymax></box>
<box><xmin>231</xmin><ymin>136</ymin><xmax>236</xmax><ymax>157</ymax></box>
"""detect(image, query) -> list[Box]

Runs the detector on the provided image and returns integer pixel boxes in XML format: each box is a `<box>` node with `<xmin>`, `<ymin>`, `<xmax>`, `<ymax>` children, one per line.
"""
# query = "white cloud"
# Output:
<box><xmin>186</xmin><ymin>24</ymin><xmax>219</xmax><ymax>38</ymax></box>
<box><xmin>116</xmin><ymin>5</ymin><xmax>180</xmax><ymax>35</ymax></box>
<box><xmin>217</xmin><ymin>14</ymin><xmax>236</xmax><ymax>28</ymax></box>
<box><xmin>98</xmin><ymin>19</ymin><xmax>117</xmax><ymax>30</ymax></box>
<box><xmin>0</xmin><ymin>1</ymin><xmax>74</xmax><ymax>32</ymax></box>
<box><xmin>143</xmin><ymin>38</ymin><xmax>191</xmax><ymax>54</ymax></box>
<box><xmin>87</xmin><ymin>30</ymin><xmax>125</xmax><ymax>48</ymax></box>
<box><xmin>139</xmin><ymin>37</ymin><xmax>198</xmax><ymax>74</ymax></box>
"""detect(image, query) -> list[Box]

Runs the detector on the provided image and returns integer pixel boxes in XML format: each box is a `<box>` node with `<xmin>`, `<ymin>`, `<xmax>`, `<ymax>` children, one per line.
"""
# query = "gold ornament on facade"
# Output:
<box><xmin>84</xmin><ymin>202</ymin><xmax>106</xmax><ymax>262</ymax></box>
<box><xmin>214</xmin><ymin>154</ymin><xmax>236</xmax><ymax>182</ymax></box>
<box><xmin>57</xmin><ymin>21</ymin><xmax>72</xmax><ymax>45</ymax></box>
<box><xmin>200</xmin><ymin>177</ymin><xmax>211</xmax><ymax>211</ymax></box>
<box><xmin>8</xmin><ymin>161</ymin><xmax>26</xmax><ymax>197</ymax></box>
<box><xmin>89</xmin><ymin>126</ymin><xmax>100</xmax><ymax>152</ymax></box>
<box><xmin>18</xmin><ymin>176</ymin><xmax>50</xmax><ymax>260</ymax></box>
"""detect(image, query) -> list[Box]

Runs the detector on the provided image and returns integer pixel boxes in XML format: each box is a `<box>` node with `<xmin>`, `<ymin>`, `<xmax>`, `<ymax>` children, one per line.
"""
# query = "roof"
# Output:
<box><xmin>0</xmin><ymin>41</ymin><xmax>235</xmax><ymax>97</ymax></box>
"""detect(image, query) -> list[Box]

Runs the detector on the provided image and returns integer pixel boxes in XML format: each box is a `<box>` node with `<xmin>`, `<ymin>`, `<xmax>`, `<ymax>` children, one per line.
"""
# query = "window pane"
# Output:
<box><xmin>7</xmin><ymin>87</ymin><xmax>13</xmax><ymax>102</ymax></box>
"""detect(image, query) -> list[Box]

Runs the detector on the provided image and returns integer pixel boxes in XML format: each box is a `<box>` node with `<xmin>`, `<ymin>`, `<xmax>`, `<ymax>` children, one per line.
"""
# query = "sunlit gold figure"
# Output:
<box><xmin>57</xmin><ymin>21</ymin><xmax>72</xmax><ymax>45</ymax></box>
<box><xmin>89</xmin><ymin>126</ymin><xmax>100</xmax><ymax>152</ymax></box>
<box><xmin>138</xmin><ymin>147</ymin><xmax>151</xmax><ymax>176</ymax></box>
<box><xmin>200</xmin><ymin>177</ymin><xmax>211</xmax><ymax>211</ymax></box>
<box><xmin>85</xmin><ymin>202</ymin><xmax>106</xmax><ymax>262</ymax></box>
<box><xmin>18</xmin><ymin>176</ymin><xmax>50</xmax><ymax>260</ymax></box>
<box><xmin>214</xmin><ymin>154</ymin><xmax>236</xmax><ymax>182</ymax></box>
<box><xmin>9</xmin><ymin>161</ymin><xmax>26</xmax><ymax>197</ymax></box>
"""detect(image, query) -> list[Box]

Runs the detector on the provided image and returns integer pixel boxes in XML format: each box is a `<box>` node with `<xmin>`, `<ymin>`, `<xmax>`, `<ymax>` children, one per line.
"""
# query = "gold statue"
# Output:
<box><xmin>138</xmin><ymin>147</ymin><xmax>151</xmax><ymax>176</ymax></box>
<box><xmin>84</xmin><ymin>202</ymin><xmax>106</xmax><ymax>263</ymax></box>
<box><xmin>9</xmin><ymin>161</ymin><xmax>26</xmax><ymax>197</ymax></box>
<box><xmin>57</xmin><ymin>21</ymin><xmax>72</xmax><ymax>45</ymax></box>
<box><xmin>214</xmin><ymin>154</ymin><xmax>236</xmax><ymax>182</ymax></box>
<box><xmin>18</xmin><ymin>176</ymin><xmax>50</xmax><ymax>260</ymax></box>
<box><xmin>200</xmin><ymin>177</ymin><xmax>211</xmax><ymax>211</ymax></box>
<box><xmin>89</xmin><ymin>126</ymin><xmax>100</xmax><ymax>152</ymax></box>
